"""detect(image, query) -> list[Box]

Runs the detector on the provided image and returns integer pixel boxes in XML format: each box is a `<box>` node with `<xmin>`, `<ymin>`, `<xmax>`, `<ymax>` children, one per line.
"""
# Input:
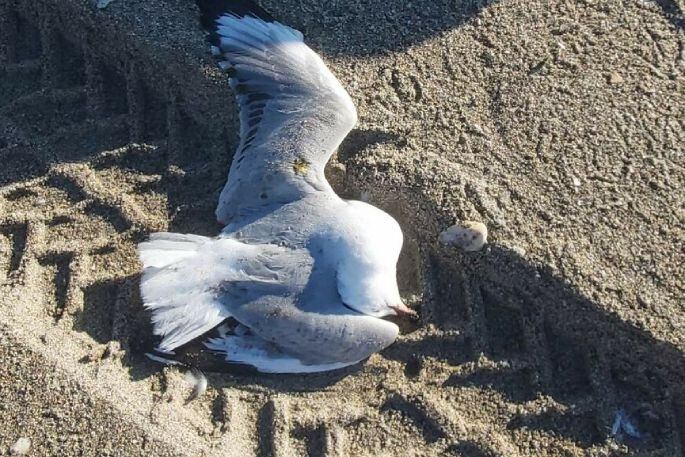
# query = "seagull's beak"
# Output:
<box><xmin>389</xmin><ymin>302</ymin><xmax>418</xmax><ymax>319</ymax></box>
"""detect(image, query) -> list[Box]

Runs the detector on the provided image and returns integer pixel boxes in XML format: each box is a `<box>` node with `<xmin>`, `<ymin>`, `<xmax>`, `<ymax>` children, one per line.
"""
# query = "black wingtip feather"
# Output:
<box><xmin>196</xmin><ymin>0</ymin><xmax>276</xmax><ymax>31</ymax></box>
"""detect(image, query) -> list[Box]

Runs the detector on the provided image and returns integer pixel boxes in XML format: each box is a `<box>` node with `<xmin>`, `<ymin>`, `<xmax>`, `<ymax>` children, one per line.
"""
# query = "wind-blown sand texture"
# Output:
<box><xmin>0</xmin><ymin>0</ymin><xmax>683</xmax><ymax>455</ymax></box>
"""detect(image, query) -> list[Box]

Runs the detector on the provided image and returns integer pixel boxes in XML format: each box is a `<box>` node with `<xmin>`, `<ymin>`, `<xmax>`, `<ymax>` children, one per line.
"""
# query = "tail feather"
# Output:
<box><xmin>138</xmin><ymin>233</ymin><xmax>236</xmax><ymax>352</ymax></box>
<box><xmin>138</xmin><ymin>232</ymin><xmax>209</xmax><ymax>269</ymax></box>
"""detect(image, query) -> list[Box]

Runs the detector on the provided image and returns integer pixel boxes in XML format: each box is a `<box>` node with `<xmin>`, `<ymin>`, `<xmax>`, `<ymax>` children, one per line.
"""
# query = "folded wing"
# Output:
<box><xmin>138</xmin><ymin>232</ymin><xmax>398</xmax><ymax>368</ymax></box>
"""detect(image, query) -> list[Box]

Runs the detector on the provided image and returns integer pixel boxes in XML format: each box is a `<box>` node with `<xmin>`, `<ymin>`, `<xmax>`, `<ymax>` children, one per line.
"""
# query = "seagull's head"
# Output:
<box><xmin>335</xmin><ymin>201</ymin><xmax>416</xmax><ymax>319</ymax></box>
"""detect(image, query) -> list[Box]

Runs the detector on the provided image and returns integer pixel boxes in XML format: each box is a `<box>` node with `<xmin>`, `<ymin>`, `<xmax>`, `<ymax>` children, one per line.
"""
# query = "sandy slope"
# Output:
<box><xmin>0</xmin><ymin>0</ymin><xmax>683</xmax><ymax>455</ymax></box>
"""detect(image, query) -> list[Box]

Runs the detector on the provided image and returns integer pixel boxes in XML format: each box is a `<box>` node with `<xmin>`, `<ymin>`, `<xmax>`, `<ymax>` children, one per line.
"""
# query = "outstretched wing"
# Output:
<box><xmin>197</xmin><ymin>0</ymin><xmax>358</xmax><ymax>224</ymax></box>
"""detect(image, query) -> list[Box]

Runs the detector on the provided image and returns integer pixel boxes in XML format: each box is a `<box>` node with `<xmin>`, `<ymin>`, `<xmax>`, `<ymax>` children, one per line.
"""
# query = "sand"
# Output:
<box><xmin>0</xmin><ymin>0</ymin><xmax>683</xmax><ymax>455</ymax></box>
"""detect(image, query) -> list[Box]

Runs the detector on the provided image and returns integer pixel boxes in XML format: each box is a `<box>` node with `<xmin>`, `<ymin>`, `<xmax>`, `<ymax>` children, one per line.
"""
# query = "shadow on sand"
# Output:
<box><xmin>261</xmin><ymin>0</ymin><xmax>499</xmax><ymax>57</ymax></box>
<box><xmin>652</xmin><ymin>0</ymin><xmax>685</xmax><ymax>30</ymax></box>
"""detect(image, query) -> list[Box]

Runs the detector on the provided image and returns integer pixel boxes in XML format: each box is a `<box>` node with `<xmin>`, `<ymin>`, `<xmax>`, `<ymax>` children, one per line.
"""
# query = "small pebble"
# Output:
<box><xmin>166</xmin><ymin>164</ymin><xmax>186</xmax><ymax>178</ymax></box>
<box><xmin>608</xmin><ymin>72</ymin><xmax>624</xmax><ymax>85</ymax></box>
<box><xmin>10</xmin><ymin>437</ymin><xmax>31</xmax><ymax>455</ymax></box>
<box><xmin>467</xmin><ymin>123</ymin><xmax>487</xmax><ymax>137</ymax></box>
<box><xmin>512</xmin><ymin>245</ymin><xmax>527</xmax><ymax>257</ymax></box>
<box><xmin>439</xmin><ymin>221</ymin><xmax>488</xmax><ymax>252</ymax></box>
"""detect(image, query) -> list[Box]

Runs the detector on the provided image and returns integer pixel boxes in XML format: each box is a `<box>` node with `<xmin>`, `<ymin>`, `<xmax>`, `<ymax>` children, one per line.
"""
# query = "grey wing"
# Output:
<box><xmin>218</xmin><ymin>247</ymin><xmax>399</xmax><ymax>365</ymax></box>
<box><xmin>233</xmin><ymin>298</ymin><xmax>400</xmax><ymax>365</ymax></box>
<box><xmin>199</xmin><ymin>3</ymin><xmax>358</xmax><ymax>224</ymax></box>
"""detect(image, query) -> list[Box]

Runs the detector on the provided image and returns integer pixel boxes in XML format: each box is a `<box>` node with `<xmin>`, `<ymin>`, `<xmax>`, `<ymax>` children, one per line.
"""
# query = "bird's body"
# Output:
<box><xmin>138</xmin><ymin>0</ymin><xmax>415</xmax><ymax>373</ymax></box>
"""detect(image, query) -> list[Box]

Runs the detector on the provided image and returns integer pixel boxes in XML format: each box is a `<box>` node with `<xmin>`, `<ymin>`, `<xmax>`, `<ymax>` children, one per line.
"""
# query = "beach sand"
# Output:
<box><xmin>0</xmin><ymin>0</ymin><xmax>683</xmax><ymax>455</ymax></box>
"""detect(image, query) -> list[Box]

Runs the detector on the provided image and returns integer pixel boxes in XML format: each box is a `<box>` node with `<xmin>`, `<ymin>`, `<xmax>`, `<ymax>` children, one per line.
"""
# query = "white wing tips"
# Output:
<box><xmin>215</xmin><ymin>14</ymin><xmax>302</xmax><ymax>43</ymax></box>
<box><xmin>199</xmin><ymin>0</ymin><xmax>352</xmax><ymax>108</ymax></box>
<box><xmin>199</xmin><ymin>0</ymin><xmax>303</xmax><ymax>64</ymax></box>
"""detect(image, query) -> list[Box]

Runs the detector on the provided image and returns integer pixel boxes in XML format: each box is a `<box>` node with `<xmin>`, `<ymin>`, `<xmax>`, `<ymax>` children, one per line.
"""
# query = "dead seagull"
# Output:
<box><xmin>138</xmin><ymin>0</ymin><xmax>417</xmax><ymax>373</ymax></box>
